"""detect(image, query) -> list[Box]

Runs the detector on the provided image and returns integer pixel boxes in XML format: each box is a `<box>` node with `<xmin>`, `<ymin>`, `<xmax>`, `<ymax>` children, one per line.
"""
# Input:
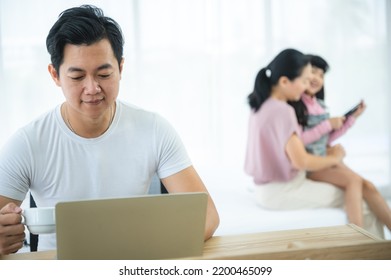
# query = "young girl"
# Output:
<box><xmin>289</xmin><ymin>54</ymin><xmax>391</xmax><ymax>233</ymax></box>
<box><xmin>245</xmin><ymin>49</ymin><xmax>385</xmax><ymax>238</ymax></box>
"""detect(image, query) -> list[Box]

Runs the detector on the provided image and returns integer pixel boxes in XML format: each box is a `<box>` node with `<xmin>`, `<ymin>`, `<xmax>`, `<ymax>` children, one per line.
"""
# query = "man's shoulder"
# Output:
<box><xmin>13</xmin><ymin>106</ymin><xmax>56</xmax><ymax>134</ymax></box>
<box><xmin>118</xmin><ymin>100</ymin><xmax>156</xmax><ymax>118</ymax></box>
<box><xmin>21</xmin><ymin>107</ymin><xmax>59</xmax><ymax>134</ymax></box>
<box><xmin>118</xmin><ymin>100</ymin><xmax>169</xmax><ymax>126</ymax></box>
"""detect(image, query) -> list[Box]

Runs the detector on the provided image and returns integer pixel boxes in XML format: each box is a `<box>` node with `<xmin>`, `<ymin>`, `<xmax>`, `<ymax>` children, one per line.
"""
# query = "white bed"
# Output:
<box><xmin>198</xmin><ymin>167</ymin><xmax>390</xmax><ymax>239</ymax></box>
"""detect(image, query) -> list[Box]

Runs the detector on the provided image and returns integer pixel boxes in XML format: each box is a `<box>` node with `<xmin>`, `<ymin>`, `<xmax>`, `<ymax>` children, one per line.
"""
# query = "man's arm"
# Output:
<box><xmin>0</xmin><ymin>196</ymin><xmax>25</xmax><ymax>255</ymax></box>
<box><xmin>161</xmin><ymin>166</ymin><xmax>220</xmax><ymax>241</ymax></box>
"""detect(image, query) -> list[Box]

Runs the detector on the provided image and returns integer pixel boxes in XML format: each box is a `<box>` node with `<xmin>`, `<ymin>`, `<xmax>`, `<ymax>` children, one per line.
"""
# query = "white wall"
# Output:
<box><xmin>0</xmin><ymin>0</ymin><xmax>389</xmax><ymax>189</ymax></box>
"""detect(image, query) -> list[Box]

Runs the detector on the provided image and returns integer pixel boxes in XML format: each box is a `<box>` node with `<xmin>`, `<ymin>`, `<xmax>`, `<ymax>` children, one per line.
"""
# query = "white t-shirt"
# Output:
<box><xmin>0</xmin><ymin>100</ymin><xmax>191</xmax><ymax>250</ymax></box>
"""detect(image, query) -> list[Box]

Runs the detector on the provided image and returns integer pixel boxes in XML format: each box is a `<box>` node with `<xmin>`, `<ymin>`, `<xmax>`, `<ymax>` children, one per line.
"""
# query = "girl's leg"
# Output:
<box><xmin>361</xmin><ymin>179</ymin><xmax>391</xmax><ymax>231</ymax></box>
<box><xmin>308</xmin><ymin>163</ymin><xmax>364</xmax><ymax>227</ymax></box>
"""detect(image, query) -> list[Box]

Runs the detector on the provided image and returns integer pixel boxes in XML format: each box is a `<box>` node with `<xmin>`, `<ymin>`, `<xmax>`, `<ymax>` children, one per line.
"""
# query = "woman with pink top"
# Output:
<box><xmin>289</xmin><ymin>54</ymin><xmax>391</xmax><ymax>233</ymax></box>
<box><xmin>245</xmin><ymin>49</ymin><xmax>385</xmax><ymax>238</ymax></box>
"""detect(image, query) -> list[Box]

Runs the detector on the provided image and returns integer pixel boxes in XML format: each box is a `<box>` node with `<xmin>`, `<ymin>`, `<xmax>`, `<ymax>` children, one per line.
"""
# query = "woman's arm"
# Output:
<box><xmin>286</xmin><ymin>133</ymin><xmax>345</xmax><ymax>171</ymax></box>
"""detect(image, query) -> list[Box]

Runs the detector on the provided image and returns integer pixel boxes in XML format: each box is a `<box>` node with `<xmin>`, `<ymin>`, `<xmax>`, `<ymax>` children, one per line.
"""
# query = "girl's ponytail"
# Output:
<box><xmin>247</xmin><ymin>67</ymin><xmax>271</xmax><ymax>111</ymax></box>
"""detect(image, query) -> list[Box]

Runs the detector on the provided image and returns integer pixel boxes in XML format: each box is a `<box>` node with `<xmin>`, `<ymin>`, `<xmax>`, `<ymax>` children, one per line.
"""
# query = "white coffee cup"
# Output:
<box><xmin>22</xmin><ymin>207</ymin><xmax>56</xmax><ymax>234</ymax></box>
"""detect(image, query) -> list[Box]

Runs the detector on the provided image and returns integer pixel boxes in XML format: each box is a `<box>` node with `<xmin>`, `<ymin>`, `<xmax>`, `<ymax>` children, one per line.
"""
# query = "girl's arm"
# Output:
<box><xmin>328</xmin><ymin>116</ymin><xmax>355</xmax><ymax>144</ymax></box>
<box><xmin>300</xmin><ymin>120</ymin><xmax>332</xmax><ymax>145</ymax></box>
<box><xmin>329</xmin><ymin>101</ymin><xmax>365</xmax><ymax>144</ymax></box>
<box><xmin>286</xmin><ymin>133</ymin><xmax>345</xmax><ymax>171</ymax></box>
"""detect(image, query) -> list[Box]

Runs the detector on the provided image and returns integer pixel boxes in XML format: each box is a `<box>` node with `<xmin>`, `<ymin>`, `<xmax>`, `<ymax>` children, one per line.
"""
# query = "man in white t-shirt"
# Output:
<box><xmin>0</xmin><ymin>5</ymin><xmax>219</xmax><ymax>255</ymax></box>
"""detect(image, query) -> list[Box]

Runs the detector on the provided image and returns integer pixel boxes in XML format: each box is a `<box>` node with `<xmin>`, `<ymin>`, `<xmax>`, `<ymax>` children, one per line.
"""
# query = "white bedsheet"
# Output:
<box><xmin>199</xmin><ymin>167</ymin><xmax>390</xmax><ymax>239</ymax></box>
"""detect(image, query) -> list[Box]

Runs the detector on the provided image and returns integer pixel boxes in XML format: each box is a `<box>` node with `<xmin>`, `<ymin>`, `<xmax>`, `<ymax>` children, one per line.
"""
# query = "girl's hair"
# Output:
<box><xmin>288</xmin><ymin>54</ymin><xmax>329</xmax><ymax>126</ymax></box>
<box><xmin>247</xmin><ymin>48</ymin><xmax>310</xmax><ymax>112</ymax></box>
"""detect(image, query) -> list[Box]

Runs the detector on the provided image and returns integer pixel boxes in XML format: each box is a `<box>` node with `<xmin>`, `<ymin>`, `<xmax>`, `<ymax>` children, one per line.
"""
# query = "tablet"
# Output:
<box><xmin>344</xmin><ymin>102</ymin><xmax>361</xmax><ymax>117</ymax></box>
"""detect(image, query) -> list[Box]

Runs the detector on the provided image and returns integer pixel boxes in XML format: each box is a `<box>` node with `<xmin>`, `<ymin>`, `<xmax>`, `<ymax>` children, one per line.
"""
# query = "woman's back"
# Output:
<box><xmin>245</xmin><ymin>98</ymin><xmax>300</xmax><ymax>184</ymax></box>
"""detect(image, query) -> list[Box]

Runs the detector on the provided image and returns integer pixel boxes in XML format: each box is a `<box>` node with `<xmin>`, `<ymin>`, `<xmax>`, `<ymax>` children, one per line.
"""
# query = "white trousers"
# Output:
<box><xmin>255</xmin><ymin>171</ymin><xmax>385</xmax><ymax>238</ymax></box>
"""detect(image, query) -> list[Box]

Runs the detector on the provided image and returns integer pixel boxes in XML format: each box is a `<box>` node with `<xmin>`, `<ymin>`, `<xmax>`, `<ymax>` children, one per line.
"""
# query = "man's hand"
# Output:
<box><xmin>0</xmin><ymin>203</ymin><xmax>25</xmax><ymax>255</ymax></box>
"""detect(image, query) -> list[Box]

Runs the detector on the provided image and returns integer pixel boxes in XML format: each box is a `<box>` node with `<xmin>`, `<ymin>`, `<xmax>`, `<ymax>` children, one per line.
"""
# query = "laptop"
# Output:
<box><xmin>55</xmin><ymin>192</ymin><xmax>208</xmax><ymax>260</ymax></box>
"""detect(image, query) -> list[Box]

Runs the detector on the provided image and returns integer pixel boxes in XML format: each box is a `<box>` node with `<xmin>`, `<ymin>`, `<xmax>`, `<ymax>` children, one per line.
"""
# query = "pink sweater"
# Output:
<box><xmin>245</xmin><ymin>98</ymin><xmax>301</xmax><ymax>184</ymax></box>
<box><xmin>300</xmin><ymin>94</ymin><xmax>355</xmax><ymax>146</ymax></box>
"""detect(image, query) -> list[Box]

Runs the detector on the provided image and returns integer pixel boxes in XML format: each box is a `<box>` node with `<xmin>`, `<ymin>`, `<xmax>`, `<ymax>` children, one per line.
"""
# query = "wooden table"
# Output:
<box><xmin>2</xmin><ymin>224</ymin><xmax>390</xmax><ymax>260</ymax></box>
<box><xmin>197</xmin><ymin>224</ymin><xmax>391</xmax><ymax>259</ymax></box>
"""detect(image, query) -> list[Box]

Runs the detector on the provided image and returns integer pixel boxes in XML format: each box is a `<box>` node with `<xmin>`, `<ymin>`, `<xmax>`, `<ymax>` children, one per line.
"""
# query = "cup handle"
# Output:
<box><xmin>21</xmin><ymin>213</ymin><xmax>26</xmax><ymax>225</ymax></box>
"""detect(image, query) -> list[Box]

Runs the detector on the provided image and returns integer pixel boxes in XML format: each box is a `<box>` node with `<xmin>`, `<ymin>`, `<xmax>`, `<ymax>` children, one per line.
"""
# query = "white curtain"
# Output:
<box><xmin>0</xmin><ymin>0</ymin><xmax>389</xmax><ymax>187</ymax></box>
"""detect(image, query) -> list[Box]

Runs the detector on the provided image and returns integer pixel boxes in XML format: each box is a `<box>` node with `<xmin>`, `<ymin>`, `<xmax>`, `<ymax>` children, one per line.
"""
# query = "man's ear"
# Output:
<box><xmin>119</xmin><ymin>58</ymin><xmax>124</xmax><ymax>79</ymax></box>
<box><xmin>48</xmin><ymin>64</ymin><xmax>61</xmax><ymax>87</ymax></box>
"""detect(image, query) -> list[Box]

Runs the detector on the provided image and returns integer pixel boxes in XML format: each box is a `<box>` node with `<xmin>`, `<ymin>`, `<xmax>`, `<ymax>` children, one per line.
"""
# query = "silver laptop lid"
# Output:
<box><xmin>55</xmin><ymin>192</ymin><xmax>207</xmax><ymax>260</ymax></box>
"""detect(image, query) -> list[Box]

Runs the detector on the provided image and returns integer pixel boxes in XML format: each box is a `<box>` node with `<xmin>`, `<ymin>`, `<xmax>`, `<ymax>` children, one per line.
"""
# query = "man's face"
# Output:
<box><xmin>49</xmin><ymin>38</ymin><xmax>123</xmax><ymax>119</ymax></box>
